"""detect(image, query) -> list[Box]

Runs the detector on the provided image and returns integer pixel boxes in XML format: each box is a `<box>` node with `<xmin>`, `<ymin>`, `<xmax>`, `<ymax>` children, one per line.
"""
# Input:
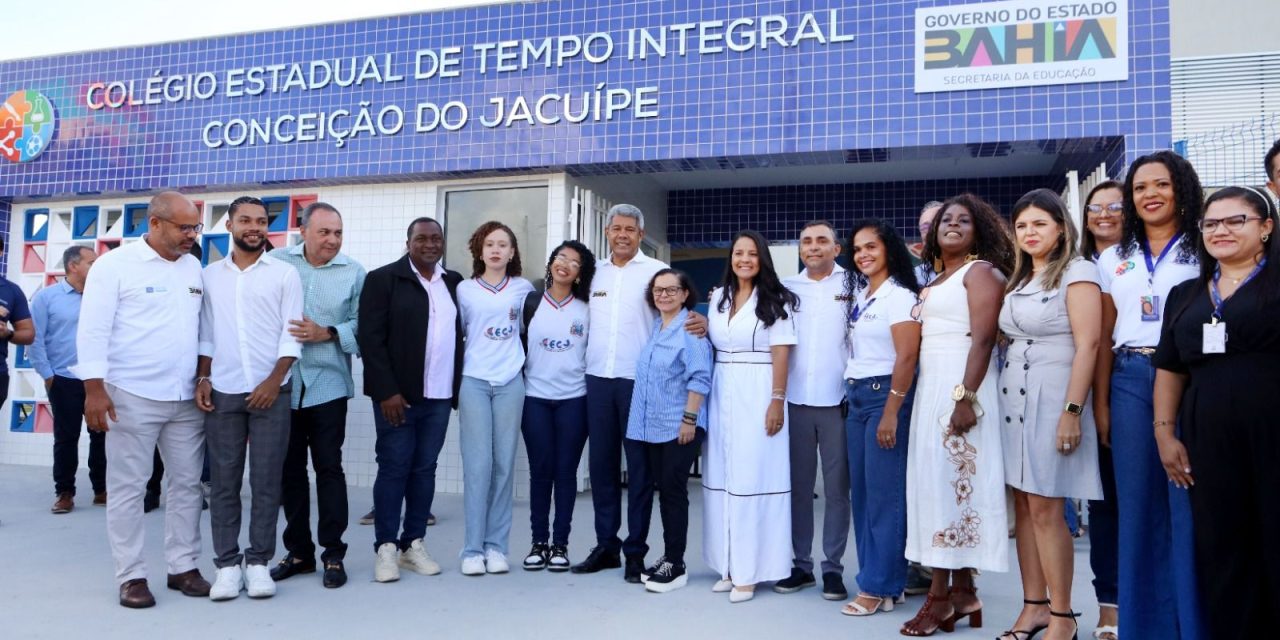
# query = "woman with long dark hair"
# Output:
<box><xmin>1079</xmin><ymin>178</ymin><xmax>1124</xmax><ymax>640</ymax></box>
<box><xmin>1095</xmin><ymin>150</ymin><xmax>1205</xmax><ymax>639</ymax></box>
<box><xmin>519</xmin><ymin>240</ymin><xmax>595</xmax><ymax>573</ymax></box>
<box><xmin>838</xmin><ymin>220</ymin><xmax>922</xmax><ymax>618</ymax></box>
<box><xmin>997</xmin><ymin>189</ymin><xmax>1103</xmax><ymax>640</ymax></box>
<box><xmin>901</xmin><ymin>194</ymin><xmax>1013</xmax><ymax>637</ymax></box>
<box><xmin>1153</xmin><ymin>186</ymin><xmax>1280</xmax><ymax>638</ymax></box>
<box><xmin>702</xmin><ymin>230</ymin><xmax>799</xmax><ymax>603</ymax></box>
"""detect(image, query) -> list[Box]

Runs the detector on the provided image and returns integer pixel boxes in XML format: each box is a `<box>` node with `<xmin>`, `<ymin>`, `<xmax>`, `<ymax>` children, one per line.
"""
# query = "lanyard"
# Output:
<box><xmin>1140</xmin><ymin>232</ymin><xmax>1183</xmax><ymax>290</ymax></box>
<box><xmin>850</xmin><ymin>297</ymin><xmax>876</xmax><ymax>323</ymax></box>
<box><xmin>1209</xmin><ymin>259</ymin><xmax>1267</xmax><ymax>322</ymax></box>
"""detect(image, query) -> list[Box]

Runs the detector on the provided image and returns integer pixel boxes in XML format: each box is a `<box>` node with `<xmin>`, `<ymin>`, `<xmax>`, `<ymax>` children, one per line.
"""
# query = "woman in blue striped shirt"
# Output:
<box><xmin>625</xmin><ymin>268</ymin><xmax>712</xmax><ymax>593</ymax></box>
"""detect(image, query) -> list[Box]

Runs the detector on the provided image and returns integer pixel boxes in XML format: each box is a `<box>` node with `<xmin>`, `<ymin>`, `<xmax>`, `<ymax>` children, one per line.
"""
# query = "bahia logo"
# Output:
<box><xmin>0</xmin><ymin>90</ymin><xmax>57</xmax><ymax>163</ymax></box>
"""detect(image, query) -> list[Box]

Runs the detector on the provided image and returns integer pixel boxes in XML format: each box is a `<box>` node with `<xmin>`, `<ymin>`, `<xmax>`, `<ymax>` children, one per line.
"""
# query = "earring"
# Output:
<box><xmin>574</xmin><ymin>277</ymin><xmax>580</xmax><ymax>284</ymax></box>
<box><xmin>1264</xmin><ymin>234</ymin><xmax>1271</xmax><ymax>243</ymax></box>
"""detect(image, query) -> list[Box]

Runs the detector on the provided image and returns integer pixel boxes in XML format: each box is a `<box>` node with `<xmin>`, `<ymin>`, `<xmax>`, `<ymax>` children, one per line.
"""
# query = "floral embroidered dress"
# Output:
<box><xmin>904</xmin><ymin>260</ymin><xmax>1009</xmax><ymax>572</ymax></box>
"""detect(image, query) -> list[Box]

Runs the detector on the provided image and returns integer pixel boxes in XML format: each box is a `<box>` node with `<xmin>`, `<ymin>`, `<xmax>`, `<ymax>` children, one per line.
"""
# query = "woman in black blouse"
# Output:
<box><xmin>1152</xmin><ymin>185</ymin><xmax>1280</xmax><ymax>638</ymax></box>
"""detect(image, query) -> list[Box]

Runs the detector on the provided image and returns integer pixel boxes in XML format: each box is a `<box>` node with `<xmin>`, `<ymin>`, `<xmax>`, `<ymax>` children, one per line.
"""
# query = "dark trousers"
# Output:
<box><xmin>206</xmin><ymin>386</ymin><xmax>291</xmax><ymax>568</ymax></box>
<box><xmin>521</xmin><ymin>395</ymin><xmax>589</xmax><ymax>546</ymax></box>
<box><xmin>372</xmin><ymin>398</ymin><xmax>450</xmax><ymax>550</ymax></box>
<box><xmin>642</xmin><ymin>433</ymin><xmax>701</xmax><ymax>565</ymax></box>
<box><xmin>50</xmin><ymin>376</ymin><xmax>105</xmax><ymax>496</ymax></box>
<box><xmin>280</xmin><ymin>397</ymin><xmax>350</xmax><ymax>562</ymax></box>
<box><xmin>1185</xmin><ymin>398</ymin><xmax>1280</xmax><ymax>638</ymax></box>
<box><xmin>585</xmin><ymin>375</ymin><xmax>653</xmax><ymax>558</ymax></box>
<box><xmin>1088</xmin><ymin>441</ymin><xmax>1119</xmax><ymax>607</ymax></box>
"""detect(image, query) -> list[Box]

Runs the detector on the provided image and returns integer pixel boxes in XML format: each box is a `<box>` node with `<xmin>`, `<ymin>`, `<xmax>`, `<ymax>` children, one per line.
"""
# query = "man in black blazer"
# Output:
<box><xmin>357</xmin><ymin>217</ymin><xmax>463</xmax><ymax>583</ymax></box>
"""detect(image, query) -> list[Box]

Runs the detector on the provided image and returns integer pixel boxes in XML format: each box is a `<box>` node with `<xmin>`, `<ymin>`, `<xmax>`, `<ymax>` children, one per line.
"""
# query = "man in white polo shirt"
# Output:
<box><xmin>194</xmin><ymin>196</ymin><xmax>303</xmax><ymax>601</ymax></box>
<box><xmin>76</xmin><ymin>192</ymin><xmax>210</xmax><ymax>609</ymax></box>
<box><xmin>775</xmin><ymin>220</ymin><xmax>852</xmax><ymax>601</ymax></box>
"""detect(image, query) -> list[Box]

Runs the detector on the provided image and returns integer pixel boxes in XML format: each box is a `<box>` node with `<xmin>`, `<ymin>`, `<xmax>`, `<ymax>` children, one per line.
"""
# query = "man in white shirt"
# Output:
<box><xmin>775</xmin><ymin>221</ymin><xmax>852</xmax><ymax>600</ymax></box>
<box><xmin>76</xmin><ymin>192</ymin><xmax>210</xmax><ymax>608</ymax></box>
<box><xmin>194</xmin><ymin>196</ymin><xmax>303</xmax><ymax>600</ymax></box>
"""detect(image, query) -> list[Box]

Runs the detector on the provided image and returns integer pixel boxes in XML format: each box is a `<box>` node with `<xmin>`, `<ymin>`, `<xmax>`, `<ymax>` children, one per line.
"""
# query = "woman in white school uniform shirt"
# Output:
<box><xmin>518</xmin><ymin>240</ymin><xmax>595</xmax><ymax>573</ymax></box>
<box><xmin>1095</xmin><ymin>151</ymin><xmax>1205</xmax><ymax>640</ymax></box>
<box><xmin>839</xmin><ymin>220</ymin><xmax>922</xmax><ymax>618</ymax></box>
<box><xmin>455</xmin><ymin>221</ymin><xmax>536</xmax><ymax>576</ymax></box>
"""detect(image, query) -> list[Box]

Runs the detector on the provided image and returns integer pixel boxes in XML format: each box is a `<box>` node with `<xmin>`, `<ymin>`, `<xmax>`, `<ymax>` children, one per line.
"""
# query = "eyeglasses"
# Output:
<box><xmin>651</xmin><ymin>286</ymin><xmax>685</xmax><ymax>298</ymax></box>
<box><xmin>553</xmin><ymin>254</ymin><xmax>581</xmax><ymax>269</ymax></box>
<box><xmin>1086</xmin><ymin>202</ymin><xmax>1124</xmax><ymax>215</ymax></box>
<box><xmin>158</xmin><ymin>218</ymin><xmax>204</xmax><ymax>234</ymax></box>
<box><xmin>1197</xmin><ymin>214</ymin><xmax>1263</xmax><ymax>234</ymax></box>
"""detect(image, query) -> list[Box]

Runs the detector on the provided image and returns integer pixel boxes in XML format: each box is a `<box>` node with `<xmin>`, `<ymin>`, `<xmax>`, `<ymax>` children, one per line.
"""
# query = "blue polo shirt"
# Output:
<box><xmin>0</xmin><ymin>276</ymin><xmax>33</xmax><ymax>374</ymax></box>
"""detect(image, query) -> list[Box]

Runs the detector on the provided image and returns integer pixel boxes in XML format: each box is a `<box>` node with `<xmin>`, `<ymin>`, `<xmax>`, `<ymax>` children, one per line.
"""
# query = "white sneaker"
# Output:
<box><xmin>484</xmin><ymin>549</ymin><xmax>510</xmax><ymax>574</ymax></box>
<box><xmin>460</xmin><ymin>554</ymin><xmax>486</xmax><ymax>576</ymax></box>
<box><xmin>398</xmin><ymin>539</ymin><xmax>442</xmax><ymax>576</ymax></box>
<box><xmin>244</xmin><ymin>564</ymin><xmax>276</xmax><ymax>598</ymax></box>
<box><xmin>374</xmin><ymin>543</ymin><xmax>400</xmax><ymax>583</ymax></box>
<box><xmin>209</xmin><ymin>565</ymin><xmax>243</xmax><ymax>601</ymax></box>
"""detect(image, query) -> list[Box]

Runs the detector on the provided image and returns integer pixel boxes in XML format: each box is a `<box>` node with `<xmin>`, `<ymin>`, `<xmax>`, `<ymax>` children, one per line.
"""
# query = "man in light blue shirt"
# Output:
<box><xmin>31</xmin><ymin>245</ymin><xmax>101</xmax><ymax>514</ymax></box>
<box><xmin>268</xmin><ymin>202</ymin><xmax>365</xmax><ymax>589</ymax></box>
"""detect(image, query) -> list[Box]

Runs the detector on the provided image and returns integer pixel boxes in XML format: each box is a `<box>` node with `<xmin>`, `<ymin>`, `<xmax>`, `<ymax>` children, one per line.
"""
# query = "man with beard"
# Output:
<box><xmin>77</xmin><ymin>191</ymin><xmax>210</xmax><ymax>608</ymax></box>
<box><xmin>194</xmin><ymin>196</ymin><xmax>303</xmax><ymax>600</ymax></box>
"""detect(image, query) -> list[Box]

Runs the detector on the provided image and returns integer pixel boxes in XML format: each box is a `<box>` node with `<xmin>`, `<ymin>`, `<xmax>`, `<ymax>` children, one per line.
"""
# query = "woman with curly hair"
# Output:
<box><xmin>1095</xmin><ymin>151</ymin><xmax>1205</xmax><ymax>639</ymax></box>
<box><xmin>702</xmin><ymin>230</ymin><xmax>799</xmax><ymax>603</ymax></box>
<box><xmin>901</xmin><ymin>194</ymin><xmax>1013</xmax><ymax>636</ymax></box>
<box><xmin>519</xmin><ymin>240</ymin><xmax>596</xmax><ymax>573</ymax></box>
<box><xmin>838</xmin><ymin>219</ymin><xmax>922</xmax><ymax>617</ymax></box>
<box><xmin>455</xmin><ymin>221</ymin><xmax>535</xmax><ymax>576</ymax></box>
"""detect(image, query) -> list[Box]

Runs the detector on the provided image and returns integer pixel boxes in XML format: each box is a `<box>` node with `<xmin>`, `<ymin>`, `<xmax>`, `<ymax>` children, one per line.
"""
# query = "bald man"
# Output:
<box><xmin>76</xmin><ymin>191</ymin><xmax>211</xmax><ymax>608</ymax></box>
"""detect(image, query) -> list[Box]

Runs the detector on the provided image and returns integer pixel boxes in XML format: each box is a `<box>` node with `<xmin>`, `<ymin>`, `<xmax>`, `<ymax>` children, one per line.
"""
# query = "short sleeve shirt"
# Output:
<box><xmin>1097</xmin><ymin>238</ymin><xmax>1199</xmax><ymax>348</ymax></box>
<box><xmin>844</xmin><ymin>278</ymin><xmax>919</xmax><ymax>380</ymax></box>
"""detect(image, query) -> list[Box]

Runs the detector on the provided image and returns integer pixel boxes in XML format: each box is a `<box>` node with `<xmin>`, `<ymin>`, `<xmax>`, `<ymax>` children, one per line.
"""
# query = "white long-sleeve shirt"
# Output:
<box><xmin>198</xmin><ymin>253</ymin><xmax>304</xmax><ymax>394</ymax></box>
<box><xmin>585</xmin><ymin>252</ymin><xmax>666</xmax><ymax>380</ymax></box>
<box><xmin>73</xmin><ymin>238</ymin><xmax>204</xmax><ymax>401</ymax></box>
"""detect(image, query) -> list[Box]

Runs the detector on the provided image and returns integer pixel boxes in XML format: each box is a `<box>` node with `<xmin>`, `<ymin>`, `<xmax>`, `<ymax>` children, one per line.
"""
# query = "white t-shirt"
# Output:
<box><xmin>524</xmin><ymin>293</ymin><xmax>589</xmax><ymax>400</ymax></box>
<box><xmin>457</xmin><ymin>275</ymin><xmax>536</xmax><ymax>385</ymax></box>
<box><xmin>783</xmin><ymin>266</ymin><xmax>851</xmax><ymax>407</ymax></box>
<box><xmin>843</xmin><ymin>278</ymin><xmax>919</xmax><ymax>380</ymax></box>
<box><xmin>1097</xmin><ymin>237</ymin><xmax>1199</xmax><ymax>348</ymax></box>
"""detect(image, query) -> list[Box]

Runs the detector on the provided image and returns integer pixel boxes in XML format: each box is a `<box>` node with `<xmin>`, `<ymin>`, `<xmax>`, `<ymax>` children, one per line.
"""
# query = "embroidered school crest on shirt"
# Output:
<box><xmin>1114</xmin><ymin>260</ymin><xmax>1136</xmax><ymax>277</ymax></box>
<box><xmin>570</xmin><ymin>319</ymin><xmax>585</xmax><ymax>337</ymax></box>
<box><xmin>540</xmin><ymin>337</ymin><xmax>573</xmax><ymax>352</ymax></box>
<box><xmin>508</xmin><ymin>304</ymin><xmax>519</xmax><ymax>322</ymax></box>
<box><xmin>484</xmin><ymin>325</ymin><xmax>515</xmax><ymax>340</ymax></box>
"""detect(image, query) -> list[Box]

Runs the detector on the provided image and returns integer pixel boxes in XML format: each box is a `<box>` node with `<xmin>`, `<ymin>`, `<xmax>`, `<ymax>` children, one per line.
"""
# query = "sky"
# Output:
<box><xmin>1</xmin><ymin>0</ymin><xmax>507</xmax><ymax>61</ymax></box>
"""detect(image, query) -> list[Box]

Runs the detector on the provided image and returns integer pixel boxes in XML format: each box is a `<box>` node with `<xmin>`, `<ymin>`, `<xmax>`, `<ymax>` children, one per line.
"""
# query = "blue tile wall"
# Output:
<box><xmin>0</xmin><ymin>0</ymin><xmax>1171</xmax><ymax>199</ymax></box>
<box><xmin>669</xmin><ymin>176</ymin><xmax>1052</xmax><ymax>248</ymax></box>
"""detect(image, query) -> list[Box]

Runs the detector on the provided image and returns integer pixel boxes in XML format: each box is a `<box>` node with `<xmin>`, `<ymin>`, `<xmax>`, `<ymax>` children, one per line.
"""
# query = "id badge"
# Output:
<box><xmin>1202</xmin><ymin>322</ymin><xmax>1226</xmax><ymax>354</ymax></box>
<box><xmin>1140</xmin><ymin>294</ymin><xmax>1160</xmax><ymax>322</ymax></box>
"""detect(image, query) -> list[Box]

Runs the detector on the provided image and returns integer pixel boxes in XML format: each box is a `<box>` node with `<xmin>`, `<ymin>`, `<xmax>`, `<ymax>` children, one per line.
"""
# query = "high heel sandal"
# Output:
<box><xmin>947</xmin><ymin>584</ymin><xmax>983</xmax><ymax>629</ymax></box>
<box><xmin>997</xmin><ymin>599</ymin><xmax>1050</xmax><ymax>640</ymax></box>
<box><xmin>900</xmin><ymin>592</ymin><xmax>956</xmax><ymax>637</ymax></box>
<box><xmin>1050</xmin><ymin>610</ymin><xmax>1080</xmax><ymax>640</ymax></box>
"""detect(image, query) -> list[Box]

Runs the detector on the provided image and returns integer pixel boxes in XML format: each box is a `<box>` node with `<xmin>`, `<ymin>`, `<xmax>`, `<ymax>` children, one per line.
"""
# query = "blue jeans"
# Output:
<box><xmin>585</xmin><ymin>375</ymin><xmax>654</xmax><ymax>558</ymax></box>
<box><xmin>846</xmin><ymin>375</ymin><xmax>912</xmax><ymax>598</ymax></box>
<box><xmin>372</xmin><ymin>398</ymin><xmax>451</xmax><ymax>550</ymax></box>
<box><xmin>1110</xmin><ymin>351</ymin><xmax>1204</xmax><ymax>639</ymax></box>
<box><xmin>1088</xmin><ymin>440</ymin><xmax>1119</xmax><ymax>607</ymax></box>
<box><xmin>458</xmin><ymin>375</ymin><xmax>525</xmax><ymax>558</ymax></box>
<box><xmin>521</xmin><ymin>395</ymin><xmax>589</xmax><ymax>546</ymax></box>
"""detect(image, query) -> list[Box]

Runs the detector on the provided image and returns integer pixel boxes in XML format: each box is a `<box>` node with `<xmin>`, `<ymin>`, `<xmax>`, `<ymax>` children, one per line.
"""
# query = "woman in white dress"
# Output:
<box><xmin>902</xmin><ymin>194</ymin><xmax>1015</xmax><ymax>636</ymax></box>
<box><xmin>703</xmin><ymin>230</ymin><xmax>799</xmax><ymax>603</ymax></box>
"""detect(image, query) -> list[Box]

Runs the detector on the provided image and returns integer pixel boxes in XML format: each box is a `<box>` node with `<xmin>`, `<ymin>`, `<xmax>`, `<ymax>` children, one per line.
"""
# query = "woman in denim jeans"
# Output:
<box><xmin>839</xmin><ymin>219</ymin><xmax>921</xmax><ymax>618</ymax></box>
<box><xmin>455</xmin><ymin>221</ymin><xmax>535</xmax><ymax>576</ymax></box>
<box><xmin>1095</xmin><ymin>151</ymin><xmax>1205</xmax><ymax>639</ymax></box>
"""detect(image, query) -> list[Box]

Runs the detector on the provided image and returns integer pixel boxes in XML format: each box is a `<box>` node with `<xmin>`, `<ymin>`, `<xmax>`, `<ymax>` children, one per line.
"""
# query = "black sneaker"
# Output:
<box><xmin>772</xmin><ymin>567</ymin><xmax>816</xmax><ymax>593</ymax></box>
<box><xmin>624</xmin><ymin>555</ymin><xmax>645</xmax><ymax>584</ymax></box>
<box><xmin>904</xmin><ymin>562</ymin><xmax>932</xmax><ymax>595</ymax></box>
<box><xmin>822</xmin><ymin>571</ymin><xmax>848</xmax><ymax>600</ymax></box>
<box><xmin>639</xmin><ymin>555</ymin><xmax>667</xmax><ymax>583</ymax></box>
<box><xmin>570</xmin><ymin>546</ymin><xmax>621</xmax><ymax>574</ymax></box>
<box><xmin>523</xmin><ymin>543</ymin><xmax>550</xmax><ymax>571</ymax></box>
<box><xmin>643</xmin><ymin>559</ymin><xmax>688</xmax><ymax>593</ymax></box>
<box><xmin>547</xmin><ymin>545</ymin><xmax>571</xmax><ymax>572</ymax></box>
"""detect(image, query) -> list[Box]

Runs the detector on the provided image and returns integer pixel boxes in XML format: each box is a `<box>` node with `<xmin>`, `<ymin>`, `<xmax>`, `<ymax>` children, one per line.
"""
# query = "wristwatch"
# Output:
<box><xmin>326</xmin><ymin>326</ymin><xmax>338</xmax><ymax>340</ymax></box>
<box><xmin>951</xmin><ymin>384</ymin><xmax>978</xmax><ymax>404</ymax></box>
<box><xmin>1064</xmin><ymin>401</ymin><xmax>1084</xmax><ymax>416</ymax></box>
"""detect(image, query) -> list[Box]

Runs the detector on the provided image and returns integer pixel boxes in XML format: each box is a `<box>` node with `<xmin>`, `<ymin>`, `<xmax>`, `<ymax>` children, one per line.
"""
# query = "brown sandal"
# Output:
<box><xmin>946</xmin><ymin>583</ymin><xmax>984</xmax><ymax>629</ymax></box>
<box><xmin>900</xmin><ymin>592</ymin><xmax>957</xmax><ymax>636</ymax></box>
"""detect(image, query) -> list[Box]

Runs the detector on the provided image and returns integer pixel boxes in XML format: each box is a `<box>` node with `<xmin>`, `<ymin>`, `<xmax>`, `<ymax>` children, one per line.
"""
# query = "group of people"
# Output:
<box><xmin>6</xmin><ymin>139</ymin><xmax>1278</xmax><ymax>640</ymax></box>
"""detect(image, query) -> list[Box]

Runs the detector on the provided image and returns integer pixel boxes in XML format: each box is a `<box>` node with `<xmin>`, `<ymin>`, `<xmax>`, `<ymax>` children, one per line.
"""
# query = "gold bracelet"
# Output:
<box><xmin>1153</xmin><ymin>419</ymin><xmax>1175</xmax><ymax>428</ymax></box>
<box><xmin>888</xmin><ymin>389</ymin><xmax>907</xmax><ymax>398</ymax></box>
